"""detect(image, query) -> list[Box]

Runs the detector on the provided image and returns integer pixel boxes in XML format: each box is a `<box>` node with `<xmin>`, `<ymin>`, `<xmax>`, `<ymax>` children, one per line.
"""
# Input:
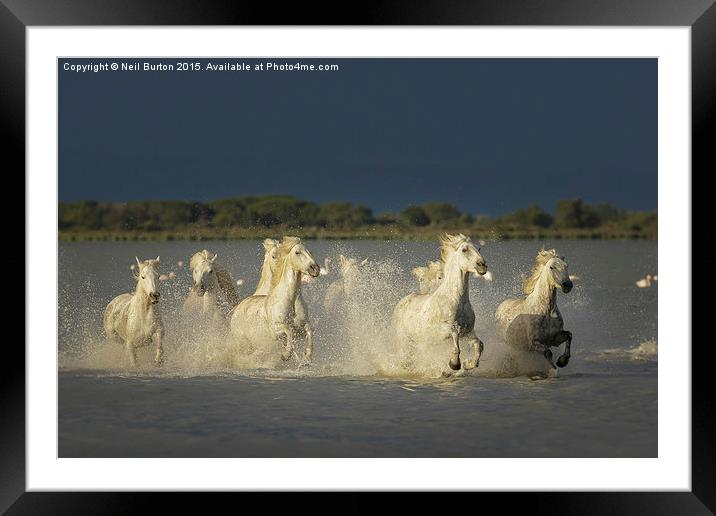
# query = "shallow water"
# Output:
<box><xmin>58</xmin><ymin>239</ymin><xmax>657</xmax><ymax>457</ymax></box>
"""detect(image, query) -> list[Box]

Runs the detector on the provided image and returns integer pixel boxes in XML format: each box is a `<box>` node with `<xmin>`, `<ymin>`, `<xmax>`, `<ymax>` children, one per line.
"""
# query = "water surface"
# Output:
<box><xmin>59</xmin><ymin>239</ymin><xmax>657</xmax><ymax>457</ymax></box>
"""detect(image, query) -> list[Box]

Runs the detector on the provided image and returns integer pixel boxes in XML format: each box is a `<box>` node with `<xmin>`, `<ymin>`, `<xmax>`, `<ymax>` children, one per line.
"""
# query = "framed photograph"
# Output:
<box><xmin>9</xmin><ymin>0</ymin><xmax>708</xmax><ymax>512</ymax></box>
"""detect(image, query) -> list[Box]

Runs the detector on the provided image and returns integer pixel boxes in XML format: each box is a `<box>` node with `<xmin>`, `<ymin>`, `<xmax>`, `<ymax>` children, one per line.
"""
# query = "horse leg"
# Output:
<box><xmin>533</xmin><ymin>340</ymin><xmax>556</xmax><ymax>369</ymax></box>
<box><xmin>281</xmin><ymin>329</ymin><xmax>294</xmax><ymax>361</ymax></box>
<box><xmin>556</xmin><ymin>330</ymin><xmax>572</xmax><ymax>368</ymax></box>
<box><xmin>125</xmin><ymin>339</ymin><xmax>137</xmax><ymax>368</ymax></box>
<box><xmin>463</xmin><ymin>333</ymin><xmax>484</xmax><ymax>370</ymax></box>
<box><xmin>105</xmin><ymin>330</ymin><xmax>120</xmax><ymax>347</ymax></box>
<box><xmin>399</xmin><ymin>338</ymin><xmax>416</xmax><ymax>371</ymax></box>
<box><xmin>303</xmin><ymin>323</ymin><xmax>314</xmax><ymax>363</ymax></box>
<box><xmin>449</xmin><ymin>330</ymin><xmax>461</xmax><ymax>371</ymax></box>
<box><xmin>153</xmin><ymin>330</ymin><xmax>164</xmax><ymax>367</ymax></box>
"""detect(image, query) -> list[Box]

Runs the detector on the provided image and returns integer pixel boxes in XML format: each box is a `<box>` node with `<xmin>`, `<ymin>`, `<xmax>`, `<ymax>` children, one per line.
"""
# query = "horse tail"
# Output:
<box><xmin>216</xmin><ymin>264</ymin><xmax>240</xmax><ymax>307</ymax></box>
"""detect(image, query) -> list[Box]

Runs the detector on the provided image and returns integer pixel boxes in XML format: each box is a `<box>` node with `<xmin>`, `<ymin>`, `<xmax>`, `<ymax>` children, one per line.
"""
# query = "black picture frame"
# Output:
<box><xmin>6</xmin><ymin>0</ymin><xmax>707</xmax><ymax>513</ymax></box>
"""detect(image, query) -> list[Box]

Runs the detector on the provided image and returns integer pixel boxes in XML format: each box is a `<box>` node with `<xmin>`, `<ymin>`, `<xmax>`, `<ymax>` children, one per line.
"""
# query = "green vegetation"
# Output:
<box><xmin>58</xmin><ymin>195</ymin><xmax>657</xmax><ymax>241</ymax></box>
<box><xmin>399</xmin><ymin>205</ymin><xmax>431</xmax><ymax>227</ymax></box>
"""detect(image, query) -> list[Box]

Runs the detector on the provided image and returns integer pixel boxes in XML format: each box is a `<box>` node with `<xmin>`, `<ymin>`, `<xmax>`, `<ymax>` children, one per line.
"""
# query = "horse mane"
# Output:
<box><xmin>216</xmin><ymin>267</ymin><xmax>239</xmax><ymax>306</ymax></box>
<box><xmin>523</xmin><ymin>248</ymin><xmax>558</xmax><ymax>294</ymax></box>
<box><xmin>189</xmin><ymin>249</ymin><xmax>239</xmax><ymax>306</ymax></box>
<box><xmin>270</xmin><ymin>236</ymin><xmax>302</xmax><ymax>289</ymax></box>
<box><xmin>439</xmin><ymin>233</ymin><xmax>470</xmax><ymax>262</ymax></box>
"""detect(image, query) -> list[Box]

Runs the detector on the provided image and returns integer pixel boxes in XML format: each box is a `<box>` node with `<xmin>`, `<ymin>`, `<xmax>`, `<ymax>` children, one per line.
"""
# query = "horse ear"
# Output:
<box><xmin>135</xmin><ymin>256</ymin><xmax>141</xmax><ymax>266</ymax></box>
<box><xmin>360</xmin><ymin>258</ymin><xmax>369</xmax><ymax>267</ymax></box>
<box><xmin>339</xmin><ymin>255</ymin><xmax>348</xmax><ymax>267</ymax></box>
<box><xmin>211</xmin><ymin>253</ymin><xmax>218</xmax><ymax>263</ymax></box>
<box><xmin>155</xmin><ymin>256</ymin><xmax>160</xmax><ymax>264</ymax></box>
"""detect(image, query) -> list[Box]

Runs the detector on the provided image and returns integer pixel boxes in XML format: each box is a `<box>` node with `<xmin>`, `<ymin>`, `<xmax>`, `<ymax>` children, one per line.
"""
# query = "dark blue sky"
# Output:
<box><xmin>59</xmin><ymin>58</ymin><xmax>656</xmax><ymax>216</ymax></box>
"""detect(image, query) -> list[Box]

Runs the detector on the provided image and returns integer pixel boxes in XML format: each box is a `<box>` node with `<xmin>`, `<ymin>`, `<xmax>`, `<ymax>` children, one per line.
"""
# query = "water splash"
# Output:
<box><xmin>627</xmin><ymin>339</ymin><xmax>658</xmax><ymax>360</ymax></box>
<box><xmin>591</xmin><ymin>339</ymin><xmax>658</xmax><ymax>362</ymax></box>
<box><xmin>58</xmin><ymin>241</ymin><xmax>627</xmax><ymax>380</ymax></box>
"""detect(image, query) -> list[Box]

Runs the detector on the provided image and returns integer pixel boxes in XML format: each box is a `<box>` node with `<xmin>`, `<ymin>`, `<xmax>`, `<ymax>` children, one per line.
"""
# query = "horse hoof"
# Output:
<box><xmin>464</xmin><ymin>359</ymin><xmax>479</xmax><ymax>370</ymax></box>
<box><xmin>557</xmin><ymin>355</ymin><xmax>570</xmax><ymax>368</ymax></box>
<box><xmin>449</xmin><ymin>357</ymin><xmax>461</xmax><ymax>371</ymax></box>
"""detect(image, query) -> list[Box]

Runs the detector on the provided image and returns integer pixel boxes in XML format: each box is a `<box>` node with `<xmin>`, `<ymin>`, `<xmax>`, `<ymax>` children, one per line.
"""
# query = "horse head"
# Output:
<box><xmin>284</xmin><ymin>238</ymin><xmax>320</xmax><ymax>279</ymax></box>
<box><xmin>269</xmin><ymin>237</ymin><xmax>320</xmax><ymax>288</ymax></box>
<box><xmin>546</xmin><ymin>254</ymin><xmax>572</xmax><ymax>293</ymax></box>
<box><xmin>191</xmin><ymin>249</ymin><xmax>218</xmax><ymax>297</ymax></box>
<box><xmin>524</xmin><ymin>249</ymin><xmax>572</xmax><ymax>294</ymax></box>
<box><xmin>440</xmin><ymin>234</ymin><xmax>487</xmax><ymax>275</ymax></box>
<box><xmin>135</xmin><ymin>256</ymin><xmax>161</xmax><ymax>303</ymax></box>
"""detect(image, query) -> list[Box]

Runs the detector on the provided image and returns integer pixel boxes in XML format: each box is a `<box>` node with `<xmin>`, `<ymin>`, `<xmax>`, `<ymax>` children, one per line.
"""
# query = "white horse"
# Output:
<box><xmin>323</xmin><ymin>255</ymin><xmax>368</xmax><ymax>310</ymax></box>
<box><xmin>392</xmin><ymin>234</ymin><xmax>487</xmax><ymax>374</ymax></box>
<box><xmin>103</xmin><ymin>257</ymin><xmax>165</xmax><ymax>367</ymax></box>
<box><xmin>254</xmin><ymin>238</ymin><xmax>315</xmax><ymax>355</ymax></box>
<box><xmin>230</xmin><ymin>237</ymin><xmax>320</xmax><ymax>365</ymax></box>
<box><xmin>495</xmin><ymin>248</ymin><xmax>573</xmax><ymax>370</ymax></box>
<box><xmin>182</xmin><ymin>249</ymin><xmax>239</xmax><ymax>328</ymax></box>
<box><xmin>412</xmin><ymin>260</ymin><xmax>444</xmax><ymax>294</ymax></box>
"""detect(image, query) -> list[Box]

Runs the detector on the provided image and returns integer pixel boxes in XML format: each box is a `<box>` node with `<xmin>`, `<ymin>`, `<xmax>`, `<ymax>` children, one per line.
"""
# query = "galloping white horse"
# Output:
<box><xmin>412</xmin><ymin>260</ymin><xmax>444</xmax><ymax>294</ymax></box>
<box><xmin>254</xmin><ymin>238</ymin><xmax>315</xmax><ymax>356</ymax></box>
<box><xmin>103</xmin><ymin>257</ymin><xmax>164</xmax><ymax>367</ymax></box>
<box><xmin>230</xmin><ymin>237</ymin><xmax>320</xmax><ymax>365</ymax></box>
<box><xmin>495</xmin><ymin>248</ymin><xmax>573</xmax><ymax>369</ymax></box>
<box><xmin>182</xmin><ymin>249</ymin><xmax>239</xmax><ymax>327</ymax></box>
<box><xmin>392</xmin><ymin>234</ymin><xmax>487</xmax><ymax>373</ymax></box>
<box><xmin>323</xmin><ymin>254</ymin><xmax>368</xmax><ymax>310</ymax></box>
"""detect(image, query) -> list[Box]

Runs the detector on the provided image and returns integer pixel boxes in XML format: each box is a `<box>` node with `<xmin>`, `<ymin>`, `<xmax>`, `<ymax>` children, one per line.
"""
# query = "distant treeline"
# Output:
<box><xmin>58</xmin><ymin>195</ymin><xmax>657</xmax><ymax>240</ymax></box>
